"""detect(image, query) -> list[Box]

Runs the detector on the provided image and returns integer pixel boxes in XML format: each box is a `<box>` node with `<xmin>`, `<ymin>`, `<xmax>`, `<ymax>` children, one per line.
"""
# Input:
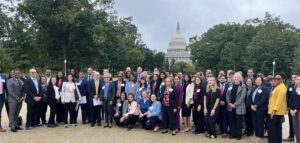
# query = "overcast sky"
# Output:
<box><xmin>114</xmin><ymin>0</ymin><xmax>300</xmax><ymax>52</ymax></box>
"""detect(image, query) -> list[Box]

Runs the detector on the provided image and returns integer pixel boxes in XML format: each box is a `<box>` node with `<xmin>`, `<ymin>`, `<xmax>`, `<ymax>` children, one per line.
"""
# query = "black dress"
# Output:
<box><xmin>182</xmin><ymin>83</ymin><xmax>192</xmax><ymax>117</ymax></box>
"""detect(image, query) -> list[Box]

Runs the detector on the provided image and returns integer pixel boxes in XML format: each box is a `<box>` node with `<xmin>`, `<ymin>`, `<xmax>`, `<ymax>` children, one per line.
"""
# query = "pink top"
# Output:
<box><xmin>125</xmin><ymin>101</ymin><xmax>140</xmax><ymax>117</ymax></box>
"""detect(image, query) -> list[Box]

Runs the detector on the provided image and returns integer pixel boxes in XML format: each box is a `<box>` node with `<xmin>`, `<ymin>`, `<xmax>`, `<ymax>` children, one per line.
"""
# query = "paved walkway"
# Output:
<box><xmin>0</xmin><ymin>104</ymin><xmax>290</xmax><ymax>143</ymax></box>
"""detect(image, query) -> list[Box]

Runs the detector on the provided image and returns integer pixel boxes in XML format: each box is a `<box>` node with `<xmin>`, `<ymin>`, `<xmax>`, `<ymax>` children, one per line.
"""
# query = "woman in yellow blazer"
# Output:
<box><xmin>267</xmin><ymin>72</ymin><xmax>287</xmax><ymax>143</ymax></box>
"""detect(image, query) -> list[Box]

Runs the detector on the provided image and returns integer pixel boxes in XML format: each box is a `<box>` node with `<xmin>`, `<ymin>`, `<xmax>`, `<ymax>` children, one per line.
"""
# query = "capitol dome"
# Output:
<box><xmin>168</xmin><ymin>22</ymin><xmax>187</xmax><ymax>49</ymax></box>
<box><xmin>165</xmin><ymin>22</ymin><xmax>191</xmax><ymax>64</ymax></box>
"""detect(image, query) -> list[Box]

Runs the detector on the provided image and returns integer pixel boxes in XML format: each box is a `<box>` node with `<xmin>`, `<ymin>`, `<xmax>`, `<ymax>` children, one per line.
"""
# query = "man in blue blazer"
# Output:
<box><xmin>218</xmin><ymin>75</ymin><xmax>229</xmax><ymax>138</ymax></box>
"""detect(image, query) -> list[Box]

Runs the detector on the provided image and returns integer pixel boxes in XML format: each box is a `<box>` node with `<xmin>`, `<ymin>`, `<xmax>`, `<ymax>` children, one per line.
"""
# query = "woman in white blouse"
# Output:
<box><xmin>61</xmin><ymin>74</ymin><xmax>81</xmax><ymax>128</ymax></box>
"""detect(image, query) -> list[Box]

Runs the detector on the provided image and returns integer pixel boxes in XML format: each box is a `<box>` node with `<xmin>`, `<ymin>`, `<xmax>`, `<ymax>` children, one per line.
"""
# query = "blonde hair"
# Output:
<box><xmin>104</xmin><ymin>73</ymin><xmax>112</xmax><ymax>78</ymax></box>
<box><xmin>206</xmin><ymin>77</ymin><xmax>218</xmax><ymax>93</ymax></box>
<box><xmin>234</xmin><ymin>72</ymin><xmax>243</xmax><ymax>82</ymax></box>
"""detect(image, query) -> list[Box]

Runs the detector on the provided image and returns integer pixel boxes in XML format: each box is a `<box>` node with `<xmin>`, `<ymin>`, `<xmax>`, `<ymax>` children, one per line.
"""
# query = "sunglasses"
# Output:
<box><xmin>275</xmin><ymin>77</ymin><xmax>282</xmax><ymax>81</ymax></box>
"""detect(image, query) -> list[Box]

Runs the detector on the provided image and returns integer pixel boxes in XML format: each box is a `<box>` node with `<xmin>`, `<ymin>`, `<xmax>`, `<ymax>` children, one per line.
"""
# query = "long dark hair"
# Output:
<box><xmin>256</xmin><ymin>76</ymin><xmax>265</xmax><ymax>89</ymax></box>
<box><xmin>184</xmin><ymin>74</ymin><xmax>192</xmax><ymax>85</ymax></box>
<box><xmin>56</xmin><ymin>70</ymin><xmax>65</xmax><ymax>80</ymax></box>
<box><xmin>139</xmin><ymin>77</ymin><xmax>148</xmax><ymax>87</ymax></box>
<box><xmin>48</xmin><ymin>77</ymin><xmax>56</xmax><ymax>87</ymax></box>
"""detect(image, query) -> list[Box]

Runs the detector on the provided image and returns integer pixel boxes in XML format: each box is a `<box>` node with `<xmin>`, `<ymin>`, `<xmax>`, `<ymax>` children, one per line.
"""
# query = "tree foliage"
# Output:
<box><xmin>0</xmin><ymin>0</ymin><xmax>164</xmax><ymax>73</ymax></box>
<box><xmin>189</xmin><ymin>12</ymin><xmax>300</xmax><ymax>76</ymax></box>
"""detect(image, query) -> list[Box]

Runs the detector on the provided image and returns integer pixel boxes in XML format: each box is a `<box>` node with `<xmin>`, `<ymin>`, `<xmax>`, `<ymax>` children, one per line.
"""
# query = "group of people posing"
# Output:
<box><xmin>0</xmin><ymin>66</ymin><xmax>299</xmax><ymax>143</ymax></box>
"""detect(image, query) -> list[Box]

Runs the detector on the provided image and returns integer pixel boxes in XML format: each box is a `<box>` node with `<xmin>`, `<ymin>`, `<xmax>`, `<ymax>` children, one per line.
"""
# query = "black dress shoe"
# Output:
<box><xmin>11</xmin><ymin>129</ymin><xmax>18</xmax><ymax>132</ymax></box>
<box><xmin>91</xmin><ymin>124</ymin><xmax>95</xmax><ymax>127</ymax></box>
<box><xmin>97</xmin><ymin>123</ymin><xmax>101</xmax><ymax>127</ymax></box>
<box><xmin>16</xmin><ymin>127</ymin><xmax>23</xmax><ymax>130</ymax></box>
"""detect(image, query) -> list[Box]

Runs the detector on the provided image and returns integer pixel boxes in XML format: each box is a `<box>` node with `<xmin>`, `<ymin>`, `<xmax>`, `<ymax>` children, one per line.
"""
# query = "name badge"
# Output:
<box><xmin>149</xmin><ymin>106</ymin><xmax>154</xmax><ymax>110</ymax></box>
<box><xmin>132</xmin><ymin>84</ymin><xmax>134</xmax><ymax>88</ymax></box>
<box><xmin>258</xmin><ymin>89</ymin><xmax>262</xmax><ymax>93</ymax></box>
<box><xmin>161</xmin><ymin>83</ymin><xmax>165</xmax><ymax>86</ymax></box>
<box><xmin>1</xmin><ymin>79</ymin><xmax>5</xmax><ymax>83</ymax></box>
<box><xmin>117</xmin><ymin>103</ymin><xmax>122</xmax><ymax>107</ymax></box>
<box><xmin>76</xmin><ymin>83</ymin><xmax>80</xmax><ymax>86</ymax></box>
<box><xmin>228</xmin><ymin>87</ymin><xmax>232</xmax><ymax>90</ymax></box>
<box><xmin>197</xmin><ymin>89</ymin><xmax>200</xmax><ymax>93</ymax></box>
<box><xmin>121</xmin><ymin>84</ymin><xmax>125</xmax><ymax>87</ymax></box>
<box><xmin>139</xmin><ymin>88</ymin><xmax>143</xmax><ymax>91</ymax></box>
<box><xmin>169</xmin><ymin>88</ymin><xmax>173</xmax><ymax>92</ymax></box>
<box><xmin>289</xmin><ymin>87</ymin><xmax>293</xmax><ymax>91</ymax></box>
<box><xmin>102</xmin><ymin>86</ymin><xmax>105</xmax><ymax>90</ymax></box>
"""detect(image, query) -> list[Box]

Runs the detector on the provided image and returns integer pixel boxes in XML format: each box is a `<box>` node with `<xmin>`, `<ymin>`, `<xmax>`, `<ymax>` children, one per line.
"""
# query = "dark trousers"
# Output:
<box><xmin>39</xmin><ymin>101</ymin><xmax>47</xmax><ymax>124</ymax></box>
<box><xmin>251</xmin><ymin>109</ymin><xmax>266</xmax><ymax>138</ymax></box>
<box><xmin>288</xmin><ymin>112</ymin><xmax>295</xmax><ymax>138</ymax></box>
<box><xmin>228</xmin><ymin>111</ymin><xmax>243</xmax><ymax>138</ymax></box>
<box><xmin>56</xmin><ymin>102</ymin><xmax>65</xmax><ymax>123</ymax></box>
<box><xmin>64</xmin><ymin>103</ymin><xmax>76</xmax><ymax>124</ymax></box>
<box><xmin>114</xmin><ymin>115</ymin><xmax>125</xmax><ymax>126</ymax></box>
<box><xmin>5</xmin><ymin>97</ymin><xmax>9</xmax><ymax>117</ymax></box>
<box><xmin>193</xmin><ymin>109</ymin><xmax>205</xmax><ymax>134</ymax></box>
<box><xmin>205</xmin><ymin>109</ymin><xmax>218</xmax><ymax>136</ymax></box>
<box><xmin>145</xmin><ymin>116</ymin><xmax>161</xmax><ymax>130</ymax></box>
<box><xmin>245</xmin><ymin>107</ymin><xmax>254</xmax><ymax>135</ymax></box>
<box><xmin>125</xmin><ymin>114</ymin><xmax>139</xmax><ymax>126</ymax></box>
<box><xmin>48</xmin><ymin>101</ymin><xmax>56</xmax><ymax>125</ymax></box>
<box><xmin>80</xmin><ymin>103</ymin><xmax>89</xmax><ymax>123</ymax></box>
<box><xmin>162</xmin><ymin>106</ymin><xmax>176</xmax><ymax>131</ymax></box>
<box><xmin>267</xmin><ymin>115</ymin><xmax>283</xmax><ymax>143</ymax></box>
<box><xmin>139</xmin><ymin>115</ymin><xmax>148</xmax><ymax>128</ymax></box>
<box><xmin>103</xmin><ymin>99</ymin><xmax>113</xmax><ymax>124</ymax></box>
<box><xmin>218</xmin><ymin>105</ymin><xmax>228</xmax><ymax>134</ymax></box>
<box><xmin>89</xmin><ymin>103</ymin><xmax>101</xmax><ymax>125</ymax></box>
<box><xmin>26</xmin><ymin>100</ymin><xmax>40</xmax><ymax>127</ymax></box>
<box><xmin>0</xmin><ymin>96</ymin><xmax>4</xmax><ymax>128</ymax></box>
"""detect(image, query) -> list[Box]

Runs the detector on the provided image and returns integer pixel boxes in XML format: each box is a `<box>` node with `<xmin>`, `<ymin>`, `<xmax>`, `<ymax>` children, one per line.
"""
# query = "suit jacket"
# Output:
<box><xmin>47</xmin><ymin>85</ymin><xmax>57</xmax><ymax>103</ymax></box>
<box><xmin>287</xmin><ymin>83</ymin><xmax>296</xmax><ymax>108</ymax></box>
<box><xmin>219</xmin><ymin>82</ymin><xmax>229</xmax><ymax>102</ymax></box>
<box><xmin>25</xmin><ymin>77</ymin><xmax>42</xmax><ymax>103</ymax></box>
<box><xmin>113</xmin><ymin>80</ymin><xmax>126</xmax><ymax>97</ymax></box>
<box><xmin>100</xmin><ymin>82</ymin><xmax>115</xmax><ymax>101</ymax></box>
<box><xmin>193</xmin><ymin>85</ymin><xmax>205</xmax><ymax>107</ymax></box>
<box><xmin>268</xmin><ymin>82</ymin><xmax>287</xmax><ymax>115</ymax></box>
<box><xmin>158</xmin><ymin>85</ymin><xmax>178</xmax><ymax>109</ymax></box>
<box><xmin>226</xmin><ymin>83</ymin><xmax>246</xmax><ymax>115</ymax></box>
<box><xmin>7</xmin><ymin>78</ymin><xmax>25</xmax><ymax>102</ymax></box>
<box><xmin>150</xmin><ymin>80</ymin><xmax>161</xmax><ymax>96</ymax></box>
<box><xmin>0</xmin><ymin>73</ymin><xmax>7</xmax><ymax>100</ymax></box>
<box><xmin>184</xmin><ymin>83</ymin><xmax>195</xmax><ymax>104</ymax></box>
<box><xmin>250</xmin><ymin>87</ymin><xmax>270</xmax><ymax>111</ymax></box>
<box><xmin>88</xmin><ymin>79</ymin><xmax>103</xmax><ymax>102</ymax></box>
<box><xmin>115</xmin><ymin>99</ymin><xmax>129</xmax><ymax>117</ymax></box>
<box><xmin>76</xmin><ymin>78</ymin><xmax>88</xmax><ymax>96</ymax></box>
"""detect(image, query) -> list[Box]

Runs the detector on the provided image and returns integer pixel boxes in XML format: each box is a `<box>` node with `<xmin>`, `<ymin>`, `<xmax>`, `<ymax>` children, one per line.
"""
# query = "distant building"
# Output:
<box><xmin>165</xmin><ymin>22</ymin><xmax>191</xmax><ymax>65</ymax></box>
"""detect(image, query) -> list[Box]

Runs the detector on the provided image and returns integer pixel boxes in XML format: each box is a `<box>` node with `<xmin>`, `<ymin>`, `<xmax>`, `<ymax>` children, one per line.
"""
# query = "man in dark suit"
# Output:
<box><xmin>134</xmin><ymin>67</ymin><xmax>143</xmax><ymax>83</ymax></box>
<box><xmin>113</xmin><ymin>72</ymin><xmax>126</xmax><ymax>102</ymax></box>
<box><xmin>284</xmin><ymin>72</ymin><xmax>299</xmax><ymax>142</ymax></box>
<box><xmin>7</xmin><ymin>68</ymin><xmax>25</xmax><ymax>132</ymax></box>
<box><xmin>24</xmin><ymin>68</ymin><xmax>42</xmax><ymax>130</ymax></box>
<box><xmin>0</xmin><ymin>66</ymin><xmax>8</xmax><ymax>132</ymax></box>
<box><xmin>218</xmin><ymin>74</ymin><xmax>229</xmax><ymax>138</ymax></box>
<box><xmin>75</xmin><ymin>71</ymin><xmax>89</xmax><ymax>124</ymax></box>
<box><xmin>88</xmin><ymin>72</ymin><xmax>102</xmax><ymax>127</ymax></box>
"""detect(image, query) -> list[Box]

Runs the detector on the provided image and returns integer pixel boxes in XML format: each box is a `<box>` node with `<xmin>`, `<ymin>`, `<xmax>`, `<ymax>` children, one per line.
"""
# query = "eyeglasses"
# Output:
<box><xmin>275</xmin><ymin>77</ymin><xmax>282</xmax><ymax>81</ymax></box>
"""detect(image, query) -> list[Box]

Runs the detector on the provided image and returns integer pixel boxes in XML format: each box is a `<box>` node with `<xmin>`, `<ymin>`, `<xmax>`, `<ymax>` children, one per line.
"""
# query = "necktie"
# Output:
<box><xmin>95</xmin><ymin>81</ymin><xmax>99</xmax><ymax>95</ymax></box>
<box><xmin>220</xmin><ymin>84</ymin><xmax>224</xmax><ymax>96</ymax></box>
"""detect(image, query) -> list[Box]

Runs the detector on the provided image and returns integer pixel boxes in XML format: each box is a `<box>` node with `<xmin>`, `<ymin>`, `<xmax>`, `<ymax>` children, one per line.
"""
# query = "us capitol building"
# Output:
<box><xmin>165</xmin><ymin>22</ymin><xmax>191</xmax><ymax>64</ymax></box>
